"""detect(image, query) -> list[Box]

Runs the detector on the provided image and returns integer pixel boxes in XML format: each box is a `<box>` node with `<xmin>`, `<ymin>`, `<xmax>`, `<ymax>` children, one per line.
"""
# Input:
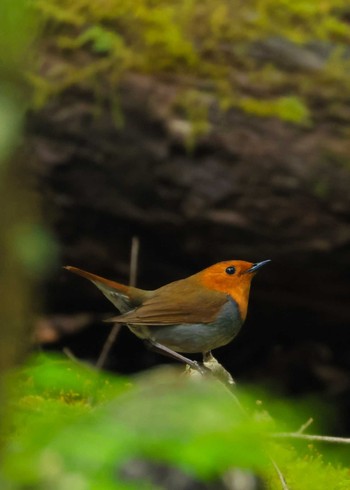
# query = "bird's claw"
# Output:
<box><xmin>192</xmin><ymin>361</ymin><xmax>210</xmax><ymax>376</ymax></box>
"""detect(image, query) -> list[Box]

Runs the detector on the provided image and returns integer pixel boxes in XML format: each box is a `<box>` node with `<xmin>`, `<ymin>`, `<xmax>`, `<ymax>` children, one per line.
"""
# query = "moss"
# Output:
<box><xmin>266</xmin><ymin>443</ymin><xmax>350</xmax><ymax>490</ymax></box>
<box><xmin>30</xmin><ymin>0</ymin><xmax>350</xmax><ymax>129</ymax></box>
<box><xmin>174</xmin><ymin>89</ymin><xmax>212</xmax><ymax>149</ymax></box>
<box><xmin>239</xmin><ymin>95</ymin><xmax>311</xmax><ymax>124</ymax></box>
<box><xmin>2</xmin><ymin>355</ymin><xmax>350</xmax><ymax>490</ymax></box>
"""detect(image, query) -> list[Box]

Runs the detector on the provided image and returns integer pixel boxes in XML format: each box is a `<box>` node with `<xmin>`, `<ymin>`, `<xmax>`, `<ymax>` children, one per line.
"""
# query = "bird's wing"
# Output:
<box><xmin>108</xmin><ymin>279</ymin><xmax>229</xmax><ymax>325</ymax></box>
<box><xmin>64</xmin><ymin>266</ymin><xmax>150</xmax><ymax>313</ymax></box>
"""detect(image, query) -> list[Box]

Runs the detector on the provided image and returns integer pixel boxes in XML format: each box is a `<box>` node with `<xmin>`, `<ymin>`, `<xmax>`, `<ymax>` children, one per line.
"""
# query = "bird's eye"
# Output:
<box><xmin>225</xmin><ymin>266</ymin><xmax>236</xmax><ymax>275</ymax></box>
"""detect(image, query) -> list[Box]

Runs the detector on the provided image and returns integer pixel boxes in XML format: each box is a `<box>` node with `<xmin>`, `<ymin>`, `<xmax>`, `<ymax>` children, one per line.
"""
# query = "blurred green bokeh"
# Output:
<box><xmin>0</xmin><ymin>0</ymin><xmax>37</xmax><ymax>162</ymax></box>
<box><xmin>0</xmin><ymin>91</ymin><xmax>23</xmax><ymax>164</ymax></box>
<box><xmin>0</xmin><ymin>0</ymin><xmax>36</xmax><ymax>68</ymax></box>
<box><xmin>0</xmin><ymin>0</ymin><xmax>57</xmax><ymax>411</ymax></box>
<box><xmin>1</xmin><ymin>355</ymin><xmax>349</xmax><ymax>490</ymax></box>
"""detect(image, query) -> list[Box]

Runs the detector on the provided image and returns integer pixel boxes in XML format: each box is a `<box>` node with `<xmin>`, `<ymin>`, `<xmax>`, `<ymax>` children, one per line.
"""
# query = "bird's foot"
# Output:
<box><xmin>194</xmin><ymin>361</ymin><xmax>211</xmax><ymax>376</ymax></box>
<box><xmin>144</xmin><ymin>339</ymin><xmax>210</xmax><ymax>375</ymax></box>
<box><xmin>185</xmin><ymin>360</ymin><xmax>211</xmax><ymax>377</ymax></box>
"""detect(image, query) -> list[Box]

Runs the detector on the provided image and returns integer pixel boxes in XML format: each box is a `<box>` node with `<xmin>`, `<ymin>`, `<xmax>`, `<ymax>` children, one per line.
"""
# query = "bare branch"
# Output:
<box><xmin>273</xmin><ymin>433</ymin><xmax>350</xmax><ymax>444</ymax></box>
<box><xmin>270</xmin><ymin>458</ymin><xmax>290</xmax><ymax>490</ymax></box>
<box><xmin>63</xmin><ymin>347</ymin><xmax>80</xmax><ymax>364</ymax></box>
<box><xmin>129</xmin><ymin>236</ymin><xmax>140</xmax><ymax>287</ymax></box>
<box><xmin>95</xmin><ymin>324</ymin><xmax>122</xmax><ymax>370</ymax></box>
<box><xmin>297</xmin><ymin>417</ymin><xmax>314</xmax><ymax>434</ymax></box>
<box><xmin>198</xmin><ymin>354</ymin><xmax>290</xmax><ymax>490</ymax></box>
<box><xmin>96</xmin><ymin>235</ymin><xmax>140</xmax><ymax>369</ymax></box>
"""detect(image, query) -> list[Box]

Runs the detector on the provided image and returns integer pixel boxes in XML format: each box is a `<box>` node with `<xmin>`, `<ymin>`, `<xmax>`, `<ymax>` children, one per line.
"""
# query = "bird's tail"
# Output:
<box><xmin>64</xmin><ymin>266</ymin><xmax>147</xmax><ymax>313</ymax></box>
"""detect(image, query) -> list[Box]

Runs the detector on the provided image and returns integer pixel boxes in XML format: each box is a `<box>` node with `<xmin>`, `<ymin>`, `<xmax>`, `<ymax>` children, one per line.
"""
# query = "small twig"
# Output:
<box><xmin>129</xmin><ymin>236</ymin><xmax>140</xmax><ymax>287</ymax></box>
<box><xmin>280</xmin><ymin>417</ymin><xmax>350</xmax><ymax>444</ymax></box>
<box><xmin>297</xmin><ymin>417</ymin><xmax>314</xmax><ymax>434</ymax></box>
<box><xmin>198</xmin><ymin>354</ymin><xmax>289</xmax><ymax>489</ymax></box>
<box><xmin>95</xmin><ymin>236</ymin><xmax>140</xmax><ymax>370</ymax></box>
<box><xmin>270</xmin><ymin>458</ymin><xmax>290</xmax><ymax>490</ymax></box>
<box><xmin>202</xmin><ymin>353</ymin><xmax>246</xmax><ymax>414</ymax></box>
<box><xmin>63</xmin><ymin>347</ymin><xmax>80</xmax><ymax>364</ymax></box>
<box><xmin>273</xmin><ymin>433</ymin><xmax>350</xmax><ymax>444</ymax></box>
<box><xmin>95</xmin><ymin>324</ymin><xmax>122</xmax><ymax>370</ymax></box>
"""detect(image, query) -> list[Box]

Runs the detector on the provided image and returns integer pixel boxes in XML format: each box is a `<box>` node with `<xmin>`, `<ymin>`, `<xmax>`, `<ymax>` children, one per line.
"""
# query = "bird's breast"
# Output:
<box><xmin>128</xmin><ymin>296</ymin><xmax>243</xmax><ymax>354</ymax></box>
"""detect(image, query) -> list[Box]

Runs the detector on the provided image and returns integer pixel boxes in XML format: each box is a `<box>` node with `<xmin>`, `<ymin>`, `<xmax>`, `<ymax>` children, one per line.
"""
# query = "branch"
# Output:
<box><xmin>95</xmin><ymin>324</ymin><xmax>121</xmax><ymax>370</ymax></box>
<box><xmin>129</xmin><ymin>236</ymin><xmax>140</xmax><ymax>287</ymax></box>
<box><xmin>63</xmin><ymin>347</ymin><xmax>80</xmax><ymax>364</ymax></box>
<box><xmin>273</xmin><ymin>433</ymin><xmax>350</xmax><ymax>444</ymax></box>
<box><xmin>297</xmin><ymin>417</ymin><xmax>314</xmax><ymax>433</ymax></box>
<box><xmin>95</xmin><ymin>235</ymin><xmax>140</xmax><ymax>370</ymax></box>
<box><xmin>194</xmin><ymin>354</ymin><xmax>290</xmax><ymax>490</ymax></box>
<box><xmin>270</xmin><ymin>457</ymin><xmax>290</xmax><ymax>490</ymax></box>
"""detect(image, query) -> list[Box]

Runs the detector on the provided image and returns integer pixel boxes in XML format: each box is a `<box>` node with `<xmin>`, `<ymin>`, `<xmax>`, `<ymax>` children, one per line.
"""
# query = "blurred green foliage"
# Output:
<box><xmin>1</xmin><ymin>355</ymin><xmax>349</xmax><ymax>489</ymax></box>
<box><xmin>0</xmin><ymin>0</ymin><xmax>36</xmax><ymax>70</ymax></box>
<box><xmin>0</xmin><ymin>0</ymin><xmax>36</xmax><ymax>164</ymax></box>
<box><xmin>0</xmin><ymin>91</ymin><xmax>23</xmax><ymax>164</ymax></box>
<box><xmin>30</xmin><ymin>0</ymin><xmax>350</xmax><ymax>135</ymax></box>
<box><xmin>0</xmin><ymin>0</ymin><xmax>57</xmax><ymax>423</ymax></box>
<box><xmin>11</xmin><ymin>223</ymin><xmax>58</xmax><ymax>275</ymax></box>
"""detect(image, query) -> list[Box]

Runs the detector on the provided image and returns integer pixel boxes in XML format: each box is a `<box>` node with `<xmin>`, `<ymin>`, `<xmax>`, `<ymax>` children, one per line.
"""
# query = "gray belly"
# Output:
<box><xmin>128</xmin><ymin>297</ymin><xmax>243</xmax><ymax>354</ymax></box>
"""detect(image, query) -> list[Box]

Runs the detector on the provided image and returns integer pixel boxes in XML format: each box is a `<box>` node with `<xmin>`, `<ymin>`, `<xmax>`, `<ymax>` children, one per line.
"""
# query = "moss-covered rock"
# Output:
<box><xmin>31</xmin><ymin>0</ymin><xmax>350</xmax><ymax>128</ymax></box>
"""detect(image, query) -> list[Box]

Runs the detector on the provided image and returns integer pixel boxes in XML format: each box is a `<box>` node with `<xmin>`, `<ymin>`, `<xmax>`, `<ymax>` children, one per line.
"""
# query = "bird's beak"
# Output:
<box><xmin>244</xmin><ymin>259</ymin><xmax>271</xmax><ymax>274</ymax></box>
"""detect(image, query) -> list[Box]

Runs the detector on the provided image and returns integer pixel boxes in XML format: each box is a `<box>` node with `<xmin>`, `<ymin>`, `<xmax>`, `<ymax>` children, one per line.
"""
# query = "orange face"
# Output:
<box><xmin>195</xmin><ymin>260</ymin><xmax>270</xmax><ymax>320</ymax></box>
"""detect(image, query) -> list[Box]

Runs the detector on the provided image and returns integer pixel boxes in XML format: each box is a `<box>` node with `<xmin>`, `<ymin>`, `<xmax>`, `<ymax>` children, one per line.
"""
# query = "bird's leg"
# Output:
<box><xmin>144</xmin><ymin>339</ymin><xmax>208</xmax><ymax>375</ymax></box>
<box><xmin>203</xmin><ymin>351</ymin><xmax>213</xmax><ymax>363</ymax></box>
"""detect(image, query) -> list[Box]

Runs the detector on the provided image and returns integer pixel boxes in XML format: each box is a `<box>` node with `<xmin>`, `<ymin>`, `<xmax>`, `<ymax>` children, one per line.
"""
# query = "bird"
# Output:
<box><xmin>64</xmin><ymin>260</ymin><xmax>270</xmax><ymax>372</ymax></box>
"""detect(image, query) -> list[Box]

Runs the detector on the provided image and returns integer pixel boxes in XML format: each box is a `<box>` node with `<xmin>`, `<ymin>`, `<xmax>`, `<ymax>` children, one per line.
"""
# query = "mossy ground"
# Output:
<box><xmin>1</xmin><ymin>355</ymin><xmax>349</xmax><ymax>489</ymax></box>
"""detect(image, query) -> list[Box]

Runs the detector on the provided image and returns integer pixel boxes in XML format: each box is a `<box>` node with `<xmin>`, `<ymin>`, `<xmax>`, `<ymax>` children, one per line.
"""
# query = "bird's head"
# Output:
<box><xmin>196</xmin><ymin>260</ymin><xmax>271</xmax><ymax>320</ymax></box>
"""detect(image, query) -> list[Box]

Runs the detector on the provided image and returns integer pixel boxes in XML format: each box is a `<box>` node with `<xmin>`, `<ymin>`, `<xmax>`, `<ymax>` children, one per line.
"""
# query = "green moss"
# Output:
<box><xmin>1</xmin><ymin>355</ymin><xmax>350</xmax><ymax>490</ymax></box>
<box><xmin>30</xmin><ymin>0</ymin><xmax>350</xmax><ymax>130</ymax></box>
<box><xmin>239</xmin><ymin>95</ymin><xmax>311</xmax><ymax>125</ymax></box>
<box><xmin>266</xmin><ymin>443</ymin><xmax>350</xmax><ymax>490</ymax></box>
<box><xmin>174</xmin><ymin>89</ymin><xmax>212</xmax><ymax>149</ymax></box>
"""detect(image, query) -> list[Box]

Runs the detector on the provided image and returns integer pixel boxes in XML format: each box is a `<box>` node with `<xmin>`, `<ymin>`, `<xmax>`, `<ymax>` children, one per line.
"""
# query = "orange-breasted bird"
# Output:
<box><xmin>65</xmin><ymin>260</ymin><xmax>270</xmax><ymax>372</ymax></box>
